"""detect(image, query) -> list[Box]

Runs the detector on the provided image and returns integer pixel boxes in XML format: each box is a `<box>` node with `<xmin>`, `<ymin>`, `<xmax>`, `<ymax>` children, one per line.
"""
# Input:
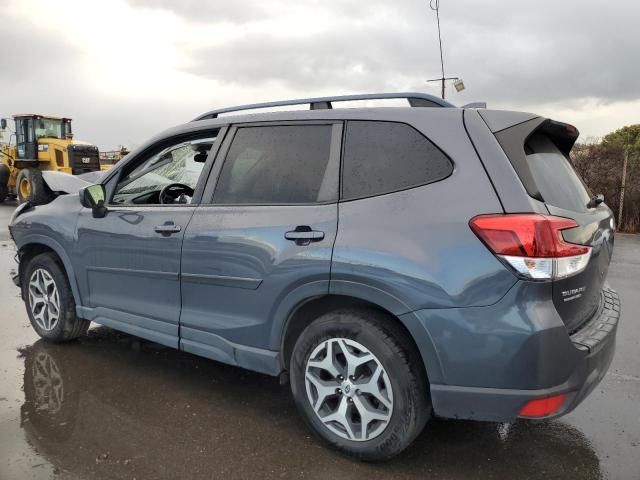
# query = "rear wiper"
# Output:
<box><xmin>587</xmin><ymin>193</ymin><xmax>604</xmax><ymax>209</ymax></box>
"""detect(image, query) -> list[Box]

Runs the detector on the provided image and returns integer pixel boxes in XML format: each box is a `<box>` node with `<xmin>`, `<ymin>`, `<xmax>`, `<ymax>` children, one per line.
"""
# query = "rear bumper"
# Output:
<box><xmin>426</xmin><ymin>285</ymin><xmax>620</xmax><ymax>422</ymax></box>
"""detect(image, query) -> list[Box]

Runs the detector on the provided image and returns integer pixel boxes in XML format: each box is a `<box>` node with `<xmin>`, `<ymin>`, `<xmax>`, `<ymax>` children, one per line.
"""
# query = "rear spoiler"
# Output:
<box><xmin>537</xmin><ymin>120</ymin><xmax>580</xmax><ymax>156</ymax></box>
<box><xmin>478</xmin><ymin>110</ymin><xmax>580</xmax><ymax>153</ymax></box>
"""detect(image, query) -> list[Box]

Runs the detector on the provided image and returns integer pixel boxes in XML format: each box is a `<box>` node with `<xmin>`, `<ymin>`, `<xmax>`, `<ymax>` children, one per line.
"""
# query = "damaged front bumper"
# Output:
<box><xmin>11</xmin><ymin>251</ymin><xmax>21</xmax><ymax>290</ymax></box>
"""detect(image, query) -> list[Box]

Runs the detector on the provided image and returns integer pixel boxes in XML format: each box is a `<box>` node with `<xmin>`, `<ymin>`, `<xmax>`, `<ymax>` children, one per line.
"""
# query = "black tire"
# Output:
<box><xmin>16</xmin><ymin>167</ymin><xmax>53</xmax><ymax>204</ymax></box>
<box><xmin>0</xmin><ymin>164</ymin><xmax>9</xmax><ymax>203</ymax></box>
<box><xmin>0</xmin><ymin>182</ymin><xmax>7</xmax><ymax>203</ymax></box>
<box><xmin>22</xmin><ymin>253</ymin><xmax>89</xmax><ymax>343</ymax></box>
<box><xmin>290</xmin><ymin>308</ymin><xmax>431</xmax><ymax>461</ymax></box>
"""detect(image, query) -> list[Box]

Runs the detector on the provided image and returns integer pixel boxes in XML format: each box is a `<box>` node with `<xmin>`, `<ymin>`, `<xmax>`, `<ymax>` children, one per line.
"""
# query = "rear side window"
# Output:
<box><xmin>213</xmin><ymin>125</ymin><xmax>336</xmax><ymax>204</ymax></box>
<box><xmin>341</xmin><ymin>121</ymin><xmax>453</xmax><ymax>200</ymax></box>
<box><xmin>525</xmin><ymin>133</ymin><xmax>591</xmax><ymax>212</ymax></box>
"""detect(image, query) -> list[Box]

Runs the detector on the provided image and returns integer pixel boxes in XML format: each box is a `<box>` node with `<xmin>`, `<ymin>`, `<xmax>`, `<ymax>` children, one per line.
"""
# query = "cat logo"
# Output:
<box><xmin>82</xmin><ymin>157</ymin><xmax>91</xmax><ymax>164</ymax></box>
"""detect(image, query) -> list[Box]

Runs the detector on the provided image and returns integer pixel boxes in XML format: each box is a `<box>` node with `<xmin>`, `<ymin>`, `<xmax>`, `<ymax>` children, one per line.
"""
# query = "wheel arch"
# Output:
<box><xmin>17</xmin><ymin>236</ymin><xmax>82</xmax><ymax>307</ymax></box>
<box><xmin>278</xmin><ymin>293</ymin><xmax>443</xmax><ymax>385</ymax></box>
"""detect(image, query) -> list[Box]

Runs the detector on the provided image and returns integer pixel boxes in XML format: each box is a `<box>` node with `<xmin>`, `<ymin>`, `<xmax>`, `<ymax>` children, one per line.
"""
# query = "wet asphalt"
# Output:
<box><xmin>0</xmin><ymin>200</ymin><xmax>638</xmax><ymax>480</ymax></box>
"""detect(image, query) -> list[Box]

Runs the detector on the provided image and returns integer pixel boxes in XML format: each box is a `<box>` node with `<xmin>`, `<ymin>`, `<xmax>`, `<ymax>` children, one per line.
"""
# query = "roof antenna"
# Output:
<box><xmin>426</xmin><ymin>0</ymin><xmax>464</xmax><ymax>100</ymax></box>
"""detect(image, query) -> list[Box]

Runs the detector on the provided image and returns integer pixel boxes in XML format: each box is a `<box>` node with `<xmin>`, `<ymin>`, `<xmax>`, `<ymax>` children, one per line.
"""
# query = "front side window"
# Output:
<box><xmin>62</xmin><ymin>120</ymin><xmax>72</xmax><ymax>138</ymax></box>
<box><xmin>342</xmin><ymin>121</ymin><xmax>453</xmax><ymax>200</ymax></box>
<box><xmin>213</xmin><ymin>125</ymin><xmax>335</xmax><ymax>204</ymax></box>
<box><xmin>112</xmin><ymin>137</ymin><xmax>216</xmax><ymax>205</ymax></box>
<box><xmin>35</xmin><ymin>118</ymin><xmax>64</xmax><ymax>139</ymax></box>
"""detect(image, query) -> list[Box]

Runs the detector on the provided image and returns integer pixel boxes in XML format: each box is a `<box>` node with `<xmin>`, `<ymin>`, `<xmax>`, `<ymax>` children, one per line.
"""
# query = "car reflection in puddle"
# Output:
<box><xmin>19</xmin><ymin>327</ymin><xmax>601</xmax><ymax>480</ymax></box>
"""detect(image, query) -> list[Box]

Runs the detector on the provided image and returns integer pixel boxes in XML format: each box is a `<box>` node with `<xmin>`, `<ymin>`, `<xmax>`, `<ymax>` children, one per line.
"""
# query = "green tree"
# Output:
<box><xmin>602</xmin><ymin>125</ymin><xmax>640</xmax><ymax>231</ymax></box>
<box><xmin>602</xmin><ymin>124</ymin><xmax>640</xmax><ymax>153</ymax></box>
<box><xmin>572</xmin><ymin>125</ymin><xmax>640</xmax><ymax>232</ymax></box>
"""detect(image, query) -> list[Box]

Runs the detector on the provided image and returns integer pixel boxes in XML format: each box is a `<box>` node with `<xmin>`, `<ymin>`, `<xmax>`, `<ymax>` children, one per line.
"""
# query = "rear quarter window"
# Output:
<box><xmin>341</xmin><ymin>121</ymin><xmax>453</xmax><ymax>200</ymax></box>
<box><xmin>525</xmin><ymin>133</ymin><xmax>591</xmax><ymax>212</ymax></box>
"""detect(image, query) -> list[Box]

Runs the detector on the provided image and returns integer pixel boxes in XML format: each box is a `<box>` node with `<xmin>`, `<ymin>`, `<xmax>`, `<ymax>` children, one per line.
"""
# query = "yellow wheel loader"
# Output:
<box><xmin>0</xmin><ymin>114</ymin><xmax>101</xmax><ymax>204</ymax></box>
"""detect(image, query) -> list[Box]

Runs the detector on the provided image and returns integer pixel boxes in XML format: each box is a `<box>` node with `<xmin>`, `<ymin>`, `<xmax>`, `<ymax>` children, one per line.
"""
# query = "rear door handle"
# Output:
<box><xmin>285</xmin><ymin>226</ymin><xmax>325</xmax><ymax>245</ymax></box>
<box><xmin>154</xmin><ymin>224</ymin><xmax>182</xmax><ymax>235</ymax></box>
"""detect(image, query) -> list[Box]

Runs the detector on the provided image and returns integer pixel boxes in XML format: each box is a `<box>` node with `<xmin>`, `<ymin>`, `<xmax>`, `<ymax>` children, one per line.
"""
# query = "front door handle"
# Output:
<box><xmin>285</xmin><ymin>226</ymin><xmax>325</xmax><ymax>246</ymax></box>
<box><xmin>154</xmin><ymin>224</ymin><xmax>182</xmax><ymax>236</ymax></box>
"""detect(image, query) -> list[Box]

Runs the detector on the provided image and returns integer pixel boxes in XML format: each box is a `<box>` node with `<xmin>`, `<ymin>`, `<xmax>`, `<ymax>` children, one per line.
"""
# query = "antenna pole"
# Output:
<box><xmin>430</xmin><ymin>0</ymin><xmax>446</xmax><ymax>99</ymax></box>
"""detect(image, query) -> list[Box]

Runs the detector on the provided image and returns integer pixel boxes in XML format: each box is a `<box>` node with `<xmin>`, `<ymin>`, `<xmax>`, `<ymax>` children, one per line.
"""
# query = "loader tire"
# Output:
<box><xmin>0</xmin><ymin>164</ymin><xmax>9</xmax><ymax>203</ymax></box>
<box><xmin>16</xmin><ymin>168</ymin><xmax>53</xmax><ymax>205</ymax></box>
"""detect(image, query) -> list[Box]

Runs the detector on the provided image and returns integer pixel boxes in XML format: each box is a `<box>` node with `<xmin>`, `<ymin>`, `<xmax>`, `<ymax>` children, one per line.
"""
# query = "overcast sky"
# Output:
<box><xmin>1</xmin><ymin>0</ymin><xmax>638</xmax><ymax>149</ymax></box>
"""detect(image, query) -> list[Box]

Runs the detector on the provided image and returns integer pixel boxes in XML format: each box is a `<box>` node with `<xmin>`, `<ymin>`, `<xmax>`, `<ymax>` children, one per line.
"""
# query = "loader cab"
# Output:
<box><xmin>14</xmin><ymin>114</ymin><xmax>73</xmax><ymax>159</ymax></box>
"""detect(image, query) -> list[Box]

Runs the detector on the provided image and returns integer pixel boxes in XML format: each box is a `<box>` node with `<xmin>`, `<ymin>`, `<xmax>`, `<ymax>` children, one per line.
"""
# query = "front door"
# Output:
<box><xmin>15</xmin><ymin>117</ymin><xmax>37</xmax><ymax>159</ymax></box>
<box><xmin>180</xmin><ymin>123</ymin><xmax>342</xmax><ymax>371</ymax></box>
<box><xmin>73</xmin><ymin>133</ymin><xmax>220</xmax><ymax>348</ymax></box>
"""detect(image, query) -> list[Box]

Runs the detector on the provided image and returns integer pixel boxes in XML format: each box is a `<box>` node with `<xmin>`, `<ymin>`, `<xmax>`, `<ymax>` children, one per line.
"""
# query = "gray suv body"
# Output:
<box><xmin>9</xmin><ymin>93</ymin><xmax>620</xmax><ymax>460</ymax></box>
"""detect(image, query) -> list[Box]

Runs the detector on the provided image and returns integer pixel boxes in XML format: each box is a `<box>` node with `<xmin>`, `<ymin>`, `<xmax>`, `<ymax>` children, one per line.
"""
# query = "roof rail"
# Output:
<box><xmin>193</xmin><ymin>92</ymin><xmax>455</xmax><ymax>121</ymax></box>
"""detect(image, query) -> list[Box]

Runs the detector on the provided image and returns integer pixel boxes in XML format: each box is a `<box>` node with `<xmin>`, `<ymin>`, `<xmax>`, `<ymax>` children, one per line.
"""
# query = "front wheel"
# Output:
<box><xmin>22</xmin><ymin>253</ymin><xmax>89</xmax><ymax>342</ymax></box>
<box><xmin>289</xmin><ymin>309</ymin><xmax>431</xmax><ymax>461</ymax></box>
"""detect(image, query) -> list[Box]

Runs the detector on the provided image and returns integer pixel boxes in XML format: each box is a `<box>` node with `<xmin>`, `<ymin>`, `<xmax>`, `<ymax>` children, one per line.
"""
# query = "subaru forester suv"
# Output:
<box><xmin>9</xmin><ymin>93</ymin><xmax>620</xmax><ymax>460</ymax></box>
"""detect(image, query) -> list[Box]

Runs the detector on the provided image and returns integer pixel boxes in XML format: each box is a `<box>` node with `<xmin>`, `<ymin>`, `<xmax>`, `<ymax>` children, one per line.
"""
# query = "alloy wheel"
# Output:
<box><xmin>304</xmin><ymin>338</ymin><xmax>394</xmax><ymax>441</ymax></box>
<box><xmin>32</xmin><ymin>351</ymin><xmax>64</xmax><ymax>414</ymax></box>
<box><xmin>28</xmin><ymin>268</ymin><xmax>61</xmax><ymax>331</ymax></box>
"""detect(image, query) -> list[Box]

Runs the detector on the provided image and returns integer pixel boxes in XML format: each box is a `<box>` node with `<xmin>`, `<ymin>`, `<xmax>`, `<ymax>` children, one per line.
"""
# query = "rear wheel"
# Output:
<box><xmin>16</xmin><ymin>168</ymin><xmax>52</xmax><ymax>204</ymax></box>
<box><xmin>22</xmin><ymin>253</ymin><xmax>89</xmax><ymax>342</ymax></box>
<box><xmin>0</xmin><ymin>182</ymin><xmax>7</xmax><ymax>203</ymax></box>
<box><xmin>289</xmin><ymin>308</ymin><xmax>430</xmax><ymax>461</ymax></box>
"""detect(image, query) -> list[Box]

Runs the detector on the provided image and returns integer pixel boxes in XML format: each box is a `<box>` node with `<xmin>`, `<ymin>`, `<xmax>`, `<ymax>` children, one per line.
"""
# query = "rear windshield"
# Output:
<box><xmin>525</xmin><ymin>133</ymin><xmax>591</xmax><ymax>212</ymax></box>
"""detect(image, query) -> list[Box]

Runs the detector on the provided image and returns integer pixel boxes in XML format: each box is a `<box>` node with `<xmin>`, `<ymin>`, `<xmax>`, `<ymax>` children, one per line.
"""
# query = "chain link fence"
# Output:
<box><xmin>572</xmin><ymin>141</ymin><xmax>639</xmax><ymax>232</ymax></box>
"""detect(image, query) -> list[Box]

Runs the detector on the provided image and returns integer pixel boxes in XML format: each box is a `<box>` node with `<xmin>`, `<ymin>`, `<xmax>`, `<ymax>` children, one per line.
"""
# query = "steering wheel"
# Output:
<box><xmin>159</xmin><ymin>183</ymin><xmax>195</xmax><ymax>204</ymax></box>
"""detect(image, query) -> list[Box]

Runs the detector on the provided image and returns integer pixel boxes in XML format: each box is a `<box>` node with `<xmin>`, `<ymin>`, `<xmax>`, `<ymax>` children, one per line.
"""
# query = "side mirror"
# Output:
<box><xmin>0</xmin><ymin>118</ymin><xmax>6</xmax><ymax>130</ymax></box>
<box><xmin>79</xmin><ymin>184</ymin><xmax>108</xmax><ymax>218</ymax></box>
<box><xmin>587</xmin><ymin>193</ymin><xmax>605</xmax><ymax>209</ymax></box>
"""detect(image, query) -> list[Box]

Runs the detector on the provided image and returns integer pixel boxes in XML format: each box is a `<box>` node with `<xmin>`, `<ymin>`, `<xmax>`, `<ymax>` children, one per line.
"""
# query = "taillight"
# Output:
<box><xmin>469</xmin><ymin>214</ymin><xmax>591</xmax><ymax>281</ymax></box>
<box><xmin>519</xmin><ymin>393</ymin><xmax>567</xmax><ymax>418</ymax></box>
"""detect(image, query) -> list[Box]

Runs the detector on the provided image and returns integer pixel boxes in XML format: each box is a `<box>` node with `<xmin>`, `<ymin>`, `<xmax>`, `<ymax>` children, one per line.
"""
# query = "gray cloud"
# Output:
<box><xmin>126</xmin><ymin>0</ymin><xmax>371</xmax><ymax>24</ymax></box>
<box><xmin>0</xmin><ymin>4</ymin><xmax>196</xmax><ymax>149</ymax></box>
<box><xmin>3</xmin><ymin>0</ymin><xmax>639</xmax><ymax>149</ymax></box>
<box><xmin>186</xmin><ymin>28</ymin><xmax>426</xmax><ymax>91</ymax></box>
<box><xmin>127</xmin><ymin>0</ymin><xmax>284</xmax><ymax>23</ymax></box>
<box><xmin>0</xmin><ymin>15</ymin><xmax>79</xmax><ymax>81</ymax></box>
<box><xmin>445</xmin><ymin>0</ymin><xmax>640</xmax><ymax>105</ymax></box>
<box><xmin>179</xmin><ymin>0</ymin><xmax>640</xmax><ymax>106</ymax></box>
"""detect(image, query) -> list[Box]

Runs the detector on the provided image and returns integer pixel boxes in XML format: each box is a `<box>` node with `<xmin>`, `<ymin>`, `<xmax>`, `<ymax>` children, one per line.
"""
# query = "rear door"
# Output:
<box><xmin>493</xmin><ymin>118</ymin><xmax>615</xmax><ymax>333</ymax></box>
<box><xmin>179</xmin><ymin>122</ymin><xmax>341</xmax><ymax>371</ymax></box>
